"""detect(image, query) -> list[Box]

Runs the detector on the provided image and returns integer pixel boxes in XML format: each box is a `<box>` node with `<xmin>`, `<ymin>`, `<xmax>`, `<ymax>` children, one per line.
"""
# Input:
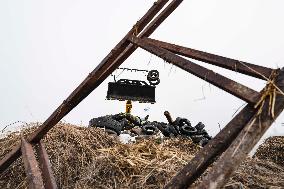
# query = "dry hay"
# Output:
<box><xmin>254</xmin><ymin>136</ymin><xmax>284</xmax><ymax>167</ymax></box>
<box><xmin>0</xmin><ymin>122</ymin><xmax>200</xmax><ymax>189</ymax></box>
<box><xmin>0</xmin><ymin>123</ymin><xmax>283</xmax><ymax>189</ymax></box>
<box><xmin>227</xmin><ymin>158</ymin><xmax>284</xmax><ymax>188</ymax></box>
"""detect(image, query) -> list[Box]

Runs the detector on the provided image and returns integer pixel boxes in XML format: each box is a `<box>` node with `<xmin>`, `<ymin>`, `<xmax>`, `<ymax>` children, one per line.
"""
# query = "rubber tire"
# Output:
<box><xmin>179</xmin><ymin>125</ymin><xmax>197</xmax><ymax>136</ymax></box>
<box><xmin>156</xmin><ymin>123</ymin><xmax>171</xmax><ymax>137</ymax></box>
<box><xmin>199</xmin><ymin>138</ymin><xmax>209</xmax><ymax>147</ymax></box>
<box><xmin>120</xmin><ymin>118</ymin><xmax>134</xmax><ymax>130</ymax></box>
<box><xmin>196</xmin><ymin>129</ymin><xmax>208</xmax><ymax>135</ymax></box>
<box><xmin>89</xmin><ymin>116</ymin><xmax>122</xmax><ymax>135</ymax></box>
<box><xmin>191</xmin><ymin>135</ymin><xmax>204</xmax><ymax>143</ymax></box>
<box><xmin>147</xmin><ymin>70</ymin><xmax>159</xmax><ymax>81</ymax></box>
<box><xmin>180</xmin><ymin>119</ymin><xmax>192</xmax><ymax>127</ymax></box>
<box><xmin>149</xmin><ymin>78</ymin><xmax>160</xmax><ymax>86</ymax></box>
<box><xmin>195</xmin><ymin>122</ymin><xmax>205</xmax><ymax>131</ymax></box>
<box><xmin>142</xmin><ymin>124</ymin><xmax>158</xmax><ymax>135</ymax></box>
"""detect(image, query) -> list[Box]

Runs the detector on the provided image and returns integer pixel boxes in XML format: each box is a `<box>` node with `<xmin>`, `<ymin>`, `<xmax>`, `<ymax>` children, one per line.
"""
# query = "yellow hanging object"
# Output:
<box><xmin>125</xmin><ymin>100</ymin><xmax>132</xmax><ymax>113</ymax></box>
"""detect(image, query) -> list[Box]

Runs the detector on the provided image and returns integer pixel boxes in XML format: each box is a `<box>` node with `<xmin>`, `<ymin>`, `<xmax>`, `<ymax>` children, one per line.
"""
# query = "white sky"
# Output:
<box><xmin>0</xmin><ymin>0</ymin><xmax>284</xmax><ymax>143</ymax></box>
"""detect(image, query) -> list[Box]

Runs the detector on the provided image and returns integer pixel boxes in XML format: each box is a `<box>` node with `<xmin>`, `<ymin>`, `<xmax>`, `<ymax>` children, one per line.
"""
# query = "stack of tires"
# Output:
<box><xmin>89</xmin><ymin>114</ymin><xmax>212</xmax><ymax>147</ymax></box>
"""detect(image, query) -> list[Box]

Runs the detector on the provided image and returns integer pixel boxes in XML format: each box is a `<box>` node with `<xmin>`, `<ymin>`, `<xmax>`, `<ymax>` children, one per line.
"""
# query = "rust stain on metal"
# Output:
<box><xmin>0</xmin><ymin>0</ymin><xmax>183</xmax><ymax>173</ymax></box>
<box><xmin>163</xmin><ymin>104</ymin><xmax>257</xmax><ymax>189</ymax></box>
<box><xmin>129</xmin><ymin>36</ymin><xmax>260</xmax><ymax>104</ymax></box>
<box><xmin>195</xmin><ymin>69</ymin><xmax>284</xmax><ymax>189</ymax></box>
<box><xmin>21</xmin><ymin>137</ymin><xmax>44</xmax><ymax>189</ymax></box>
<box><xmin>37</xmin><ymin>141</ymin><xmax>58</xmax><ymax>189</ymax></box>
<box><xmin>144</xmin><ymin>38</ymin><xmax>273</xmax><ymax>80</ymax></box>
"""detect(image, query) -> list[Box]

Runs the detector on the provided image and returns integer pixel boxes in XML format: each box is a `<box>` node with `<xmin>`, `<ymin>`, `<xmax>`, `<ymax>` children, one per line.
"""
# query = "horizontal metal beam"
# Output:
<box><xmin>37</xmin><ymin>141</ymin><xmax>58</xmax><ymax>189</ymax></box>
<box><xmin>196</xmin><ymin>69</ymin><xmax>284</xmax><ymax>188</ymax></box>
<box><xmin>0</xmin><ymin>0</ymin><xmax>171</xmax><ymax>173</ymax></box>
<box><xmin>129</xmin><ymin>36</ymin><xmax>260</xmax><ymax>104</ymax></box>
<box><xmin>21</xmin><ymin>137</ymin><xmax>44</xmax><ymax>189</ymax></box>
<box><xmin>144</xmin><ymin>38</ymin><xmax>273</xmax><ymax>80</ymax></box>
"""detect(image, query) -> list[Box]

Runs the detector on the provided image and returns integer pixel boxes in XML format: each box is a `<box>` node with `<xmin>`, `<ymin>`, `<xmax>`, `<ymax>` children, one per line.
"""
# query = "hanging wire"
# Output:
<box><xmin>147</xmin><ymin>54</ymin><xmax>153</xmax><ymax>66</ymax></box>
<box><xmin>115</xmin><ymin>69</ymin><xmax>126</xmax><ymax>80</ymax></box>
<box><xmin>1</xmin><ymin>121</ymin><xmax>28</xmax><ymax>133</ymax></box>
<box><xmin>168</xmin><ymin>64</ymin><xmax>174</xmax><ymax>76</ymax></box>
<box><xmin>231</xmin><ymin>103</ymin><xmax>246</xmax><ymax>117</ymax></box>
<box><xmin>194</xmin><ymin>85</ymin><xmax>206</xmax><ymax>101</ymax></box>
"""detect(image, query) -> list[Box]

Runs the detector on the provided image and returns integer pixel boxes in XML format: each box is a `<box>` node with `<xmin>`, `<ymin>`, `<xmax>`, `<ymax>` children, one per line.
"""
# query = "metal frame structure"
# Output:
<box><xmin>1</xmin><ymin>0</ymin><xmax>283</xmax><ymax>188</ymax></box>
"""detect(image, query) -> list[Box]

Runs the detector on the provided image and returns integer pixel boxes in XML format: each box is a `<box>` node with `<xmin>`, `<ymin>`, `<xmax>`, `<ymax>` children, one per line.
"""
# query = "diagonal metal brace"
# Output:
<box><xmin>0</xmin><ymin>0</ymin><xmax>182</xmax><ymax>174</ymax></box>
<box><xmin>143</xmin><ymin>38</ymin><xmax>273</xmax><ymax>80</ymax></box>
<box><xmin>163</xmin><ymin>103</ymin><xmax>257</xmax><ymax>189</ymax></box>
<box><xmin>128</xmin><ymin>36</ymin><xmax>261</xmax><ymax>104</ymax></box>
<box><xmin>195</xmin><ymin>69</ymin><xmax>284</xmax><ymax>188</ymax></box>
<box><xmin>94</xmin><ymin>0</ymin><xmax>184</xmax><ymax>97</ymax></box>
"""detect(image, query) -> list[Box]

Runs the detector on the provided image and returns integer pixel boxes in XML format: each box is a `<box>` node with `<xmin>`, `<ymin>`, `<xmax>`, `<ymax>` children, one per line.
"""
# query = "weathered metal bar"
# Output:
<box><xmin>129</xmin><ymin>36</ymin><xmax>260</xmax><ymax>104</ymax></box>
<box><xmin>195</xmin><ymin>69</ymin><xmax>284</xmax><ymax>189</ymax></box>
<box><xmin>21</xmin><ymin>137</ymin><xmax>44</xmax><ymax>189</ymax></box>
<box><xmin>37</xmin><ymin>141</ymin><xmax>58</xmax><ymax>189</ymax></box>
<box><xmin>164</xmin><ymin>104</ymin><xmax>257</xmax><ymax>189</ymax></box>
<box><xmin>164</xmin><ymin>111</ymin><xmax>174</xmax><ymax>124</ymax></box>
<box><xmin>144</xmin><ymin>38</ymin><xmax>273</xmax><ymax>79</ymax></box>
<box><xmin>0</xmin><ymin>0</ymin><xmax>170</xmax><ymax>173</ymax></box>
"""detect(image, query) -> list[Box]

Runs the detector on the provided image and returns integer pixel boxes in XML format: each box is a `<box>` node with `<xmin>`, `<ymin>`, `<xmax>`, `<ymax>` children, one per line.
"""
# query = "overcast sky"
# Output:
<box><xmin>0</xmin><ymin>0</ymin><xmax>284</xmax><ymax>143</ymax></box>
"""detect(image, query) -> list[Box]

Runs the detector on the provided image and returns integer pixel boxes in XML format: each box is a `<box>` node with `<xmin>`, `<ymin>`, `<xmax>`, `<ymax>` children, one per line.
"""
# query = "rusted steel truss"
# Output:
<box><xmin>21</xmin><ymin>138</ymin><xmax>57</xmax><ymax>189</ymax></box>
<box><xmin>1</xmin><ymin>1</ymin><xmax>284</xmax><ymax>189</ymax></box>
<box><xmin>144</xmin><ymin>38</ymin><xmax>273</xmax><ymax>80</ymax></box>
<box><xmin>36</xmin><ymin>141</ymin><xmax>58</xmax><ymax>189</ymax></box>
<box><xmin>129</xmin><ymin>36</ymin><xmax>261</xmax><ymax>104</ymax></box>
<box><xmin>0</xmin><ymin>0</ymin><xmax>181</xmax><ymax>173</ymax></box>
<box><xmin>21</xmin><ymin>137</ymin><xmax>45</xmax><ymax>189</ymax></box>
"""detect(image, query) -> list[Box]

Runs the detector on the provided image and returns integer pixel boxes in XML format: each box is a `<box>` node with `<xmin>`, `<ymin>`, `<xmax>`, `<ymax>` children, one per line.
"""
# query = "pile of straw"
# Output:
<box><xmin>0</xmin><ymin>123</ymin><xmax>283</xmax><ymax>188</ymax></box>
<box><xmin>254</xmin><ymin>136</ymin><xmax>284</xmax><ymax>167</ymax></box>
<box><xmin>227</xmin><ymin>157</ymin><xmax>284</xmax><ymax>188</ymax></box>
<box><xmin>0</xmin><ymin>122</ymin><xmax>200</xmax><ymax>189</ymax></box>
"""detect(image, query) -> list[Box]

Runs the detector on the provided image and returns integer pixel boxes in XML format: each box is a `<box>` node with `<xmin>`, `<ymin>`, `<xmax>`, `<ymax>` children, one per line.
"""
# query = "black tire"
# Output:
<box><xmin>199</xmin><ymin>138</ymin><xmax>209</xmax><ymax>147</ymax></box>
<box><xmin>195</xmin><ymin>122</ymin><xmax>205</xmax><ymax>131</ymax></box>
<box><xmin>147</xmin><ymin>70</ymin><xmax>160</xmax><ymax>86</ymax></box>
<box><xmin>173</xmin><ymin>117</ymin><xmax>183</xmax><ymax>126</ymax></box>
<box><xmin>204</xmin><ymin>134</ymin><xmax>212</xmax><ymax>140</ymax></box>
<box><xmin>196</xmin><ymin>129</ymin><xmax>208</xmax><ymax>135</ymax></box>
<box><xmin>148</xmin><ymin>78</ymin><xmax>160</xmax><ymax>86</ymax></box>
<box><xmin>179</xmin><ymin>125</ymin><xmax>197</xmax><ymax>136</ymax></box>
<box><xmin>142</xmin><ymin>124</ymin><xmax>158</xmax><ymax>135</ymax></box>
<box><xmin>89</xmin><ymin>116</ymin><xmax>123</xmax><ymax>135</ymax></box>
<box><xmin>191</xmin><ymin>135</ymin><xmax>204</xmax><ymax>143</ymax></box>
<box><xmin>120</xmin><ymin>118</ymin><xmax>134</xmax><ymax>130</ymax></box>
<box><xmin>89</xmin><ymin>115</ymin><xmax>112</xmax><ymax>127</ymax></box>
<box><xmin>180</xmin><ymin>119</ymin><xmax>191</xmax><ymax>127</ymax></box>
<box><xmin>165</xmin><ymin>124</ymin><xmax>178</xmax><ymax>136</ymax></box>
<box><xmin>156</xmin><ymin>123</ymin><xmax>171</xmax><ymax>137</ymax></box>
<box><xmin>147</xmin><ymin>70</ymin><xmax>159</xmax><ymax>81</ymax></box>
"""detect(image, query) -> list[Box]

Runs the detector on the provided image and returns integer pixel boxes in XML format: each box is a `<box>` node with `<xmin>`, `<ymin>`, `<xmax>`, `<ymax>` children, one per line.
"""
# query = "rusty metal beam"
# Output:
<box><xmin>129</xmin><ymin>36</ymin><xmax>260</xmax><ymax>104</ymax></box>
<box><xmin>163</xmin><ymin>104</ymin><xmax>257</xmax><ymax>189</ymax></box>
<box><xmin>195</xmin><ymin>69</ymin><xmax>284</xmax><ymax>189</ymax></box>
<box><xmin>143</xmin><ymin>38</ymin><xmax>273</xmax><ymax>80</ymax></box>
<box><xmin>37</xmin><ymin>141</ymin><xmax>57</xmax><ymax>189</ymax></box>
<box><xmin>0</xmin><ymin>0</ymin><xmax>171</xmax><ymax>173</ymax></box>
<box><xmin>21</xmin><ymin>137</ymin><xmax>44</xmax><ymax>189</ymax></box>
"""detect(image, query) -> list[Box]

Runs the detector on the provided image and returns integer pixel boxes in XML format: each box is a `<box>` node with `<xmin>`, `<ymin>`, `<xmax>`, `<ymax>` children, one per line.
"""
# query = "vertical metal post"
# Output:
<box><xmin>37</xmin><ymin>141</ymin><xmax>58</xmax><ymax>189</ymax></box>
<box><xmin>21</xmin><ymin>137</ymin><xmax>44</xmax><ymax>189</ymax></box>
